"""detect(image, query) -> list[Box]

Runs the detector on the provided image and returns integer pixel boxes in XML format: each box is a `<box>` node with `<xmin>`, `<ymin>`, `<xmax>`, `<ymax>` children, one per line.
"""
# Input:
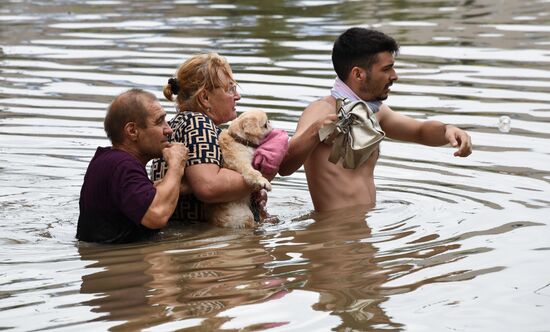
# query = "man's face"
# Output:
<box><xmin>361</xmin><ymin>51</ymin><xmax>398</xmax><ymax>101</ymax></box>
<box><xmin>137</xmin><ymin>99</ymin><xmax>173</xmax><ymax>160</ymax></box>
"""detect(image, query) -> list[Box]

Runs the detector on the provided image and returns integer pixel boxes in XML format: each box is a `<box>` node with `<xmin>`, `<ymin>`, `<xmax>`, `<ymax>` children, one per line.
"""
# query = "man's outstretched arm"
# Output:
<box><xmin>377</xmin><ymin>104</ymin><xmax>472</xmax><ymax>157</ymax></box>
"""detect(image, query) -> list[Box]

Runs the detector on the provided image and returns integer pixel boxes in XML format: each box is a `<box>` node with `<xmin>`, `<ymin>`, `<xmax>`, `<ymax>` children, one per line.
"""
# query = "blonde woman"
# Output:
<box><xmin>151</xmin><ymin>53</ymin><xmax>265</xmax><ymax>223</ymax></box>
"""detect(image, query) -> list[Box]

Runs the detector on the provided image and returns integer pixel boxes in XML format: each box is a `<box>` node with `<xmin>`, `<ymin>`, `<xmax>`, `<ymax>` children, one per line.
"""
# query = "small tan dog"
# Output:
<box><xmin>207</xmin><ymin>110</ymin><xmax>272</xmax><ymax>228</ymax></box>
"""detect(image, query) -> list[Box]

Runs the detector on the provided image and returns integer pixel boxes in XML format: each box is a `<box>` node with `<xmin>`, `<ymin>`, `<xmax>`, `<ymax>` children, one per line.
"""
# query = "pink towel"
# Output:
<box><xmin>253</xmin><ymin>129</ymin><xmax>289</xmax><ymax>175</ymax></box>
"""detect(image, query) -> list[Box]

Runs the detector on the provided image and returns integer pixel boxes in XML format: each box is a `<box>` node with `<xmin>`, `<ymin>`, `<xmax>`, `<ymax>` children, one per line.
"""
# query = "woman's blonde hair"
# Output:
<box><xmin>163</xmin><ymin>52</ymin><xmax>235</xmax><ymax>112</ymax></box>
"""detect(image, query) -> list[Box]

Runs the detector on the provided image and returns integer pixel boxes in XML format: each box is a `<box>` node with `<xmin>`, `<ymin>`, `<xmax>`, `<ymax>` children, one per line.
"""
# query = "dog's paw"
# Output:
<box><xmin>257</xmin><ymin>177</ymin><xmax>272</xmax><ymax>191</ymax></box>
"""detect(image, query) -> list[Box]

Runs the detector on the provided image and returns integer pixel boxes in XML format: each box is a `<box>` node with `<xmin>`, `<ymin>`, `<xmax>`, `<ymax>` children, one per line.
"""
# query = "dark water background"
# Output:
<box><xmin>1</xmin><ymin>0</ymin><xmax>549</xmax><ymax>331</ymax></box>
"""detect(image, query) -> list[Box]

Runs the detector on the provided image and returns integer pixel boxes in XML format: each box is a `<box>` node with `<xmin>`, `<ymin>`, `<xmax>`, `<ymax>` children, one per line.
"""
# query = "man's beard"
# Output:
<box><xmin>364</xmin><ymin>77</ymin><xmax>390</xmax><ymax>101</ymax></box>
<box><xmin>363</xmin><ymin>86</ymin><xmax>389</xmax><ymax>101</ymax></box>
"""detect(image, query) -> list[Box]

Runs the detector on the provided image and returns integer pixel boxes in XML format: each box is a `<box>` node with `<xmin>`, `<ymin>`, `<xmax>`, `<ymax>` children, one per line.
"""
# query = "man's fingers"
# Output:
<box><xmin>449</xmin><ymin>135</ymin><xmax>459</xmax><ymax>147</ymax></box>
<box><xmin>454</xmin><ymin>136</ymin><xmax>472</xmax><ymax>157</ymax></box>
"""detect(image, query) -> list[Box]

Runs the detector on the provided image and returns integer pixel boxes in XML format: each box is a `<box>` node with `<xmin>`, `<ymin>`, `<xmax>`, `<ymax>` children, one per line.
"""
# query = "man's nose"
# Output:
<box><xmin>164</xmin><ymin>122</ymin><xmax>173</xmax><ymax>135</ymax></box>
<box><xmin>391</xmin><ymin>69</ymin><xmax>398</xmax><ymax>81</ymax></box>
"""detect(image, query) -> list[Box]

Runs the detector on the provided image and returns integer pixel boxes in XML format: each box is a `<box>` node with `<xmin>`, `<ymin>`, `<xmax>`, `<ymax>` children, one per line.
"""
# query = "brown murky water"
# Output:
<box><xmin>1</xmin><ymin>0</ymin><xmax>549</xmax><ymax>331</ymax></box>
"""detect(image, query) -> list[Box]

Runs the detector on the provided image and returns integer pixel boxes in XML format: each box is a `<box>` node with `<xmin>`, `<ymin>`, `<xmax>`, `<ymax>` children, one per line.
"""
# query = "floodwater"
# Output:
<box><xmin>1</xmin><ymin>0</ymin><xmax>549</xmax><ymax>331</ymax></box>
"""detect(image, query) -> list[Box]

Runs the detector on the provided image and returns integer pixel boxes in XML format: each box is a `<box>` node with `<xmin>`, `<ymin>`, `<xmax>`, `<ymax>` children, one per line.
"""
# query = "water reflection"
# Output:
<box><xmin>258</xmin><ymin>207</ymin><xmax>401</xmax><ymax>330</ymax></box>
<box><xmin>77</xmin><ymin>208</ymin><xmax>403</xmax><ymax>331</ymax></box>
<box><xmin>78</xmin><ymin>226</ymin><xmax>288</xmax><ymax>330</ymax></box>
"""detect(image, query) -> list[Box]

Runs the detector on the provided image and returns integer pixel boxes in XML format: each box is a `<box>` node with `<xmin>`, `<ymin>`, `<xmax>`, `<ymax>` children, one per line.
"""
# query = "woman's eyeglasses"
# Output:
<box><xmin>225</xmin><ymin>83</ymin><xmax>238</xmax><ymax>96</ymax></box>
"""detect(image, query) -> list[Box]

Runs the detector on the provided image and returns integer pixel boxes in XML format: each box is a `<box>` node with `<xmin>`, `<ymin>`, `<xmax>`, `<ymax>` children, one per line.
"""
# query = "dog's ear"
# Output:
<box><xmin>240</xmin><ymin>116</ymin><xmax>254</xmax><ymax>133</ymax></box>
<box><xmin>240</xmin><ymin>116</ymin><xmax>262</xmax><ymax>138</ymax></box>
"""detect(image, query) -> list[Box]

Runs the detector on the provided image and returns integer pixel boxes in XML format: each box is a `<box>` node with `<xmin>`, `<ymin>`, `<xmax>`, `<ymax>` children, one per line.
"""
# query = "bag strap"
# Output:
<box><xmin>335</xmin><ymin>98</ymin><xmax>344</xmax><ymax>113</ymax></box>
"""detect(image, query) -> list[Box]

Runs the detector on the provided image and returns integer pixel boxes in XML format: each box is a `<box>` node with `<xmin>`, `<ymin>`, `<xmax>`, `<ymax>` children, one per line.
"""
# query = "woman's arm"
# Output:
<box><xmin>185</xmin><ymin>163</ymin><xmax>252</xmax><ymax>203</ymax></box>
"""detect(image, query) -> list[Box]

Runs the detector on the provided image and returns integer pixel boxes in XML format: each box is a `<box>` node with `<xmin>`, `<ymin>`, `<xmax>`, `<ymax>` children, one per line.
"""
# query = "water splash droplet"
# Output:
<box><xmin>498</xmin><ymin>115</ymin><xmax>511</xmax><ymax>133</ymax></box>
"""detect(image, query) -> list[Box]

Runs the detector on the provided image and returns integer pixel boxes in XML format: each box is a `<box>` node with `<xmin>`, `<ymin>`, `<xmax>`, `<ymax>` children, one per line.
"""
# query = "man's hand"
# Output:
<box><xmin>316</xmin><ymin>113</ymin><xmax>339</xmax><ymax>136</ymax></box>
<box><xmin>445</xmin><ymin>125</ymin><xmax>472</xmax><ymax>157</ymax></box>
<box><xmin>162</xmin><ymin>142</ymin><xmax>188</xmax><ymax>168</ymax></box>
<box><xmin>319</xmin><ymin>112</ymin><xmax>339</xmax><ymax>127</ymax></box>
<box><xmin>142</xmin><ymin>143</ymin><xmax>188</xmax><ymax>230</ymax></box>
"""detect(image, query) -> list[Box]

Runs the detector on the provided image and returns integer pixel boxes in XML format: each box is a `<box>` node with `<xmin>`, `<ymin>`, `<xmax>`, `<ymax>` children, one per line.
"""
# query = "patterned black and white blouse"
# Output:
<box><xmin>150</xmin><ymin>111</ymin><xmax>222</xmax><ymax>223</ymax></box>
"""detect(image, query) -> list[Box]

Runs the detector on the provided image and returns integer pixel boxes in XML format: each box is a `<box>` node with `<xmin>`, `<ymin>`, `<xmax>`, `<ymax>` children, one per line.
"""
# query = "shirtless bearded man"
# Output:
<box><xmin>279</xmin><ymin>27</ymin><xmax>472</xmax><ymax>212</ymax></box>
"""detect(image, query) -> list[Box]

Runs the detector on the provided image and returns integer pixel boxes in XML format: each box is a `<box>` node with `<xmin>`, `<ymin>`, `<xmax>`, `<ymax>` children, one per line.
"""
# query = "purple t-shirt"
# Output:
<box><xmin>76</xmin><ymin>147</ymin><xmax>157</xmax><ymax>243</ymax></box>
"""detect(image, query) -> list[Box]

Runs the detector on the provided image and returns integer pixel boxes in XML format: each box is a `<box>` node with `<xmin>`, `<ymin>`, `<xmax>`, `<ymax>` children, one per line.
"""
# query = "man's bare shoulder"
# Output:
<box><xmin>304</xmin><ymin>96</ymin><xmax>337</xmax><ymax>115</ymax></box>
<box><xmin>302</xmin><ymin>96</ymin><xmax>336</xmax><ymax>118</ymax></box>
<box><xmin>294</xmin><ymin>96</ymin><xmax>338</xmax><ymax>136</ymax></box>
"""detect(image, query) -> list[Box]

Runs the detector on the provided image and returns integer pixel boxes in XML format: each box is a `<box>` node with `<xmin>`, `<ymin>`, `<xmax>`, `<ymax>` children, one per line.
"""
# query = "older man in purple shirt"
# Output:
<box><xmin>77</xmin><ymin>89</ymin><xmax>188</xmax><ymax>243</ymax></box>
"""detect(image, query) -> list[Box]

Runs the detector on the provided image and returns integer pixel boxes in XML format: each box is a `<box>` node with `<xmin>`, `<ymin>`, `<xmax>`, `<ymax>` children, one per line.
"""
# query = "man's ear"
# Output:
<box><xmin>351</xmin><ymin>66</ymin><xmax>366</xmax><ymax>81</ymax></box>
<box><xmin>124</xmin><ymin>122</ymin><xmax>139</xmax><ymax>141</ymax></box>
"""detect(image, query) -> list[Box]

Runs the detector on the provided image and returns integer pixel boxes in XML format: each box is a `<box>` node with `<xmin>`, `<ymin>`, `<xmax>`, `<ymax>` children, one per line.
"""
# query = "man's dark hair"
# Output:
<box><xmin>332</xmin><ymin>28</ymin><xmax>399</xmax><ymax>81</ymax></box>
<box><xmin>104</xmin><ymin>88</ymin><xmax>157</xmax><ymax>144</ymax></box>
